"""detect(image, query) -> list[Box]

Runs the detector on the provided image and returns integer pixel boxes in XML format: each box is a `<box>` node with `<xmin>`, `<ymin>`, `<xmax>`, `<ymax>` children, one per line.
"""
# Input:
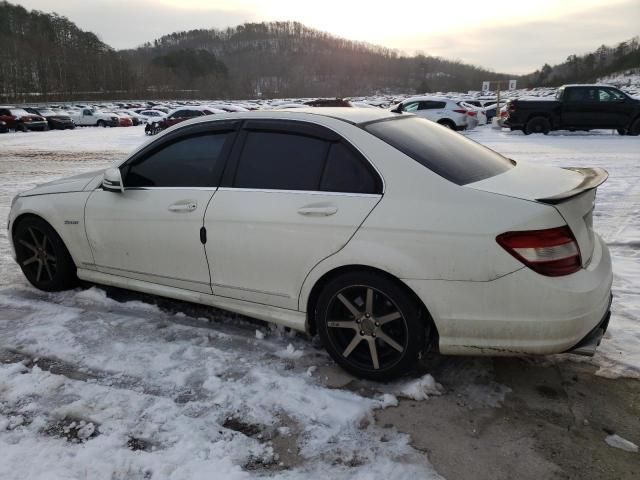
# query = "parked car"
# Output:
<box><xmin>393</xmin><ymin>97</ymin><xmax>470</xmax><ymax>130</ymax></box>
<box><xmin>458</xmin><ymin>101</ymin><xmax>487</xmax><ymax>127</ymax></box>
<box><xmin>69</xmin><ymin>108</ymin><xmax>119</xmax><ymax>127</ymax></box>
<box><xmin>117</xmin><ymin>110</ymin><xmax>145</xmax><ymax>126</ymax></box>
<box><xmin>137</xmin><ymin>110</ymin><xmax>167</xmax><ymax>123</ymax></box>
<box><xmin>110</xmin><ymin>112</ymin><xmax>133</xmax><ymax>127</ymax></box>
<box><xmin>505</xmin><ymin>84</ymin><xmax>640</xmax><ymax>135</ymax></box>
<box><xmin>8</xmin><ymin>108</ymin><xmax>613</xmax><ymax>380</ymax></box>
<box><xmin>0</xmin><ymin>107</ymin><xmax>48</xmax><ymax>131</ymax></box>
<box><xmin>482</xmin><ymin>102</ymin><xmax>507</xmax><ymax>122</ymax></box>
<box><xmin>148</xmin><ymin>108</ymin><xmax>213</xmax><ymax>134</ymax></box>
<box><xmin>25</xmin><ymin>107</ymin><xmax>75</xmax><ymax>130</ymax></box>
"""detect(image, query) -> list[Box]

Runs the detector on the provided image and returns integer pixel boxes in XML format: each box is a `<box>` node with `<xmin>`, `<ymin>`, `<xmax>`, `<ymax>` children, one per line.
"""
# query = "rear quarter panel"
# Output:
<box><xmin>298</xmin><ymin>123</ymin><xmax>568</xmax><ymax>310</ymax></box>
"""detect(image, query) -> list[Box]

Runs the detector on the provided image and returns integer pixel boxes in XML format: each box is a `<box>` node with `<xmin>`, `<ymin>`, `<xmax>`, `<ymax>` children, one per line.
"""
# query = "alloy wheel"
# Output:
<box><xmin>16</xmin><ymin>226</ymin><xmax>57</xmax><ymax>283</ymax></box>
<box><xmin>325</xmin><ymin>285</ymin><xmax>408</xmax><ymax>371</ymax></box>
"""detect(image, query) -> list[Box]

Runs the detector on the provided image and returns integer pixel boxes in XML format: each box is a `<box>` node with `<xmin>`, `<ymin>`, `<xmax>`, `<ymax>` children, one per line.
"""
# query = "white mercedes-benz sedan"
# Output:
<box><xmin>8</xmin><ymin>108</ymin><xmax>613</xmax><ymax>380</ymax></box>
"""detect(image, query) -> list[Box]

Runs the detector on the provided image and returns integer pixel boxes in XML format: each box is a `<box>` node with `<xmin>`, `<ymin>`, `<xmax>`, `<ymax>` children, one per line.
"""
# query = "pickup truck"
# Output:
<box><xmin>505</xmin><ymin>84</ymin><xmax>640</xmax><ymax>135</ymax></box>
<box><xmin>69</xmin><ymin>108</ymin><xmax>119</xmax><ymax>127</ymax></box>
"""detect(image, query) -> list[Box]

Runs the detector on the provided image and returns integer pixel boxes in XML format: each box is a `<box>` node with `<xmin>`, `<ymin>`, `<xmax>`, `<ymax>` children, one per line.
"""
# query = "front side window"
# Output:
<box><xmin>124</xmin><ymin>132</ymin><xmax>231</xmax><ymax>187</ymax></box>
<box><xmin>598</xmin><ymin>88</ymin><xmax>625</xmax><ymax>102</ymax></box>
<box><xmin>402</xmin><ymin>102</ymin><xmax>419</xmax><ymax>113</ymax></box>
<box><xmin>365</xmin><ymin>116</ymin><xmax>513</xmax><ymax>185</ymax></box>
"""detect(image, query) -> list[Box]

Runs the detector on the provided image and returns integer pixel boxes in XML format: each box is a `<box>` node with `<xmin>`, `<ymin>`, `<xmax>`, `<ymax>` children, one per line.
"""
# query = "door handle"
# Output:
<box><xmin>297</xmin><ymin>206</ymin><xmax>338</xmax><ymax>216</ymax></box>
<box><xmin>168</xmin><ymin>201</ymin><xmax>197</xmax><ymax>212</ymax></box>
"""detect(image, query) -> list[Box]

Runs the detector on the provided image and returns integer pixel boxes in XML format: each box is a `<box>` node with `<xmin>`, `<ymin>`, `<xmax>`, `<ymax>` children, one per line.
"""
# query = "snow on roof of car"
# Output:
<box><xmin>401</xmin><ymin>96</ymin><xmax>454</xmax><ymax>103</ymax></box>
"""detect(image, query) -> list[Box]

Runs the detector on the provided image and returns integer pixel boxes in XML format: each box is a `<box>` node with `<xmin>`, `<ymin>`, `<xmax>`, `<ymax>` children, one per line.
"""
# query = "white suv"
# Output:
<box><xmin>395</xmin><ymin>96</ymin><xmax>469</xmax><ymax>130</ymax></box>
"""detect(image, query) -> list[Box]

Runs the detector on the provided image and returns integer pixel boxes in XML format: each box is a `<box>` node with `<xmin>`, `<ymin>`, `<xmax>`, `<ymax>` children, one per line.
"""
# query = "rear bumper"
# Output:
<box><xmin>25</xmin><ymin>121</ymin><xmax>48</xmax><ymax>131</ymax></box>
<box><xmin>565</xmin><ymin>294</ymin><xmax>611</xmax><ymax>356</ymax></box>
<box><xmin>404</xmin><ymin>233</ymin><xmax>613</xmax><ymax>356</ymax></box>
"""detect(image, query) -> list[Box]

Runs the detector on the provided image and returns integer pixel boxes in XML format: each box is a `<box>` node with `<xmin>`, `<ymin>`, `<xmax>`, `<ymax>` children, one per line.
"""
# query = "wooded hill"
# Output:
<box><xmin>123</xmin><ymin>22</ymin><xmax>510</xmax><ymax>98</ymax></box>
<box><xmin>1</xmin><ymin>0</ymin><xmax>638</xmax><ymax>102</ymax></box>
<box><xmin>523</xmin><ymin>36</ymin><xmax>640</xmax><ymax>86</ymax></box>
<box><xmin>0</xmin><ymin>1</ymin><xmax>135</xmax><ymax>102</ymax></box>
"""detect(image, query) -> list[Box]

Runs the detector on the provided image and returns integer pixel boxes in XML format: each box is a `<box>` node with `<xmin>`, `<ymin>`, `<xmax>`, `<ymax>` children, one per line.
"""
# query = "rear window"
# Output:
<box><xmin>364</xmin><ymin>116</ymin><xmax>513</xmax><ymax>185</ymax></box>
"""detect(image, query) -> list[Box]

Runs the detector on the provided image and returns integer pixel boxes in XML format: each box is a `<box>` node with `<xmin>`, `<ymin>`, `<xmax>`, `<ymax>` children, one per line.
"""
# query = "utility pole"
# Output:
<box><xmin>482</xmin><ymin>79</ymin><xmax>517</xmax><ymax>127</ymax></box>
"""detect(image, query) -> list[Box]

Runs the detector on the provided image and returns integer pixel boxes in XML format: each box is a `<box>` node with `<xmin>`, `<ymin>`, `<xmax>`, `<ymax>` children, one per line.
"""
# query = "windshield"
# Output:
<box><xmin>10</xmin><ymin>109</ymin><xmax>31</xmax><ymax>116</ymax></box>
<box><xmin>37</xmin><ymin>109</ymin><xmax>56</xmax><ymax>116</ymax></box>
<box><xmin>365</xmin><ymin>116</ymin><xmax>513</xmax><ymax>185</ymax></box>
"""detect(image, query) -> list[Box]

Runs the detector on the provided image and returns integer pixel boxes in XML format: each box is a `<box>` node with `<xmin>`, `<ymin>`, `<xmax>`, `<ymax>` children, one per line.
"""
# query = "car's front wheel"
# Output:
<box><xmin>13</xmin><ymin>216</ymin><xmax>77</xmax><ymax>292</ymax></box>
<box><xmin>316</xmin><ymin>271</ymin><xmax>427</xmax><ymax>380</ymax></box>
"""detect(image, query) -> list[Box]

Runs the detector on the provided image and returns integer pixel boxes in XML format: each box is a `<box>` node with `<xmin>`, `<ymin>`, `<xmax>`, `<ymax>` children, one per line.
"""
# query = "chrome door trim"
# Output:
<box><xmin>215</xmin><ymin>187</ymin><xmax>382</xmax><ymax>198</ymax></box>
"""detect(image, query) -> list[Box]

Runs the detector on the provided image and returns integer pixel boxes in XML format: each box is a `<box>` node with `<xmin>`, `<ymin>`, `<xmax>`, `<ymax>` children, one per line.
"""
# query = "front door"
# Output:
<box><xmin>204</xmin><ymin>121</ymin><xmax>383</xmax><ymax>309</ymax></box>
<box><xmin>85</xmin><ymin>129</ymin><xmax>236</xmax><ymax>293</ymax></box>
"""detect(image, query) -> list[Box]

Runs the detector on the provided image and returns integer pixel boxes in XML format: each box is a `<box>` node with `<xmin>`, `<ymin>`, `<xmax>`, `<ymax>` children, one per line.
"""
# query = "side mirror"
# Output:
<box><xmin>103</xmin><ymin>167</ymin><xmax>124</xmax><ymax>193</ymax></box>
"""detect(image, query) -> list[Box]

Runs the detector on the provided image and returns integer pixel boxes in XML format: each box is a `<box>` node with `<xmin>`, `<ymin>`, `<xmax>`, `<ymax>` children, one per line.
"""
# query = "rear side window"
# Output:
<box><xmin>234</xmin><ymin>131</ymin><xmax>328</xmax><ymax>190</ymax></box>
<box><xmin>419</xmin><ymin>101</ymin><xmax>446</xmax><ymax>110</ymax></box>
<box><xmin>233</xmin><ymin>130</ymin><xmax>381</xmax><ymax>193</ymax></box>
<box><xmin>125</xmin><ymin>132</ymin><xmax>231</xmax><ymax>187</ymax></box>
<box><xmin>365</xmin><ymin>116</ymin><xmax>513</xmax><ymax>185</ymax></box>
<box><xmin>321</xmin><ymin>143</ymin><xmax>378</xmax><ymax>194</ymax></box>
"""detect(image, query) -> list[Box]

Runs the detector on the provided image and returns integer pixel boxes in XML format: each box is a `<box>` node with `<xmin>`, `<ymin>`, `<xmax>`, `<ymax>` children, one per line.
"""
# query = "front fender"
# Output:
<box><xmin>9</xmin><ymin>192</ymin><xmax>95</xmax><ymax>269</ymax></box>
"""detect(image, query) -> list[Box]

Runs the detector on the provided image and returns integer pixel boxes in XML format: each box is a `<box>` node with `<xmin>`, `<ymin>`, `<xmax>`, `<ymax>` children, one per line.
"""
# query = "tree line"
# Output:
<box><xmin>522</xmin><ymin>37</ymin><xmax>640</xmax><ymax>87</ymax></box>
<box><xmin>1</xmin><ymin>1</ymin><xmax>637</xmax><ymax>103</ymax></box>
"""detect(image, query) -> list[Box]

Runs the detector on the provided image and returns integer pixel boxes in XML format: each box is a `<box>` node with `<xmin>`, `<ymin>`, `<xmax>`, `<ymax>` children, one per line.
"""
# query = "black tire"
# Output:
<box><xmin>17</xmin><ymin>122</ymin><xmax>28</xmax><ymax>132</ymax></box>
<box><xmin>13</xmin><ymin>216</ymin><xmax>77</xmax><ymax>292</ymax></box>
<box><xmin>316</xmin><ymin>271</ymin><xmax>427</xmax><ymax>380</ymax></box>
<box><xmin>437</xmin><ymin>119</ymin><xmax>456</xmax><ymax>130</ymax></box>
<box><xmin>97</xmin><ymin>120</ymin><xmax>106</xmax><ymax>128</ymax></box>
<box><xmin>617</xmin><ymin>128</ymin><xmax>627</xmax><ymax>136</ymax></box>
<box><xmin>628</xmin><ymin>118</ymin><xmax>640</xmax><ymax>136</ymax></box>
<box><xmin>524</xmin><ymin>116</ymin><xmax>550</xmax><ymax>135</ymax></box>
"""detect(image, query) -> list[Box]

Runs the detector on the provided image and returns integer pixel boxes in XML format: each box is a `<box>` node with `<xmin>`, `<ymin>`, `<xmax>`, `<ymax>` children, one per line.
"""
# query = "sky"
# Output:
<box><xmin>13</xmin><ymin>0</ymin><xmax>640</xmax><ymax>74</ymax></box>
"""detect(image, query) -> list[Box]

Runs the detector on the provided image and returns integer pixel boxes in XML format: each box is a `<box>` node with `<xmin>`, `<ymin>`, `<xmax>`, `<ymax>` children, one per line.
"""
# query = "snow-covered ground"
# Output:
<box><xmin>1</xmin><ymin>124</ymin><xmax>639</xmax><ymax>479</ymax></box>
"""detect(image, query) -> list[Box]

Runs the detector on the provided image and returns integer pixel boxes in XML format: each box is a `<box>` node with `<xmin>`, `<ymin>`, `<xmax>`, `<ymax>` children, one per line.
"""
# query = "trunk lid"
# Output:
<box><xmin>467</xmin><ymin>160</ymin><xmax>607</xmax><ymax>266</ymax></box>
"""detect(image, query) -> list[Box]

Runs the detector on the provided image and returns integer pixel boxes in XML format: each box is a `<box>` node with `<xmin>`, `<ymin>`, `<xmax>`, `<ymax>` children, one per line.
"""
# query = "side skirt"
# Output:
<box><xmin>77</xmin><ymin>268</ymin><xmax>307</xmax><ymax>332</ymax></box>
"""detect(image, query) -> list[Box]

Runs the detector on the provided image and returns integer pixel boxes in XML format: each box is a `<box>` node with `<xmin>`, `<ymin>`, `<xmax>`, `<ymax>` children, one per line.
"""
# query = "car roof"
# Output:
<box><xmin>165</xmin><ymin>107</ymin><xmax>398</xmax><ymax>127</ymax></box>
<box><xmin>402</xmin><ymin>96</ymin><xmax>453</xmax><ymax>104</ymax></box>
<box><xmin>561</xmin><ymin>84</ymin><xmax>614</xmax><ymax>88</ymax></box>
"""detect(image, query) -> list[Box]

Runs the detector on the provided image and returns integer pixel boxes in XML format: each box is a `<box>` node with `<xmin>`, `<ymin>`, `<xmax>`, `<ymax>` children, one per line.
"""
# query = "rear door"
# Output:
<box><xmin>562</xmin><ymin>87</ymin><xmax>601</xmax><ymax>128</ymax></box>
<box><xmin>415</xmin><ymin>101</ymin><xmax>446</xmax><ymax>122</ymax></box>
<box><xmin>203</xmin><ymin>120</ymin><xmax>383</xmax><ymax>309</ymax></box>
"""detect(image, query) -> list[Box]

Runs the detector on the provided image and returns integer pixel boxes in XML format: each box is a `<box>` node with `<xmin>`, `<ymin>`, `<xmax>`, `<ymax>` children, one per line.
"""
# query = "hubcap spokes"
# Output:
<box><xmin>19</xmin><ymin>227</ymin><xmax>56</xmax><ymax>282</ymax></box>
<box><xmin>327</xmin><ymin>287</ymin><xmax>406</xmax><ymax>370</ymax></box>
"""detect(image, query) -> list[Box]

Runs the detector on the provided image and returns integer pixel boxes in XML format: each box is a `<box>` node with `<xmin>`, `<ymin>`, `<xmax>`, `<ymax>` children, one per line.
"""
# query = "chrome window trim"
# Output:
<box><xmin>121</xmin><ymin>187</ymin><xmax>219</xmax><ymax>191</ymax></box>
<box><xmin>216</xmin><ymin>187</ymin><xmax>382</xmax><ymax>198</ymax></box>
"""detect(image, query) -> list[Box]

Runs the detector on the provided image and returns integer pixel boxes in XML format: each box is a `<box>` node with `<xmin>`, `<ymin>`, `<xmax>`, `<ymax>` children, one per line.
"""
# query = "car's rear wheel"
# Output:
<box><xmin>13</xmin><ymin>216</ymin><xmax>77</xmax><ymax>292</ymax></box>
<box><xmin>97</xmin><ymin>120</ymin><xmax>106</xmax><ymax>128</ymax></box>
<box><xmin>316</xmin><ymin>271</ymin><xmax>426</xmax><ymax>380</ymax></box>
<box><xmin>628</xmin><ymin>118</ymin><xmax>640</xmax><ymax>136</ymax></box>
<box><xmin>524</xmin><ymin>116</ymin><xmax>550</xmax><ymax>135</ymax></box>
<box><xmin>437</xmin><ymin>119</ymin><xmax>455</xmax><ymax>130</ymax></box>
<box><xmin>617</xmin><ymin>128</ymin><xmax>627</xmax><ymax>136</ymax></box>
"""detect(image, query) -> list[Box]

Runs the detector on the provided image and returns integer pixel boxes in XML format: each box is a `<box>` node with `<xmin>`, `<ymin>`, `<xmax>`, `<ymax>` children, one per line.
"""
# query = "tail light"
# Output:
<box><xmin>453</xmin><ymin>109</ymin><xmax>468</xmax><ymax>114</ymax></box>
<box><xmin>496</xmin><ymin>226</ymin><xmax>581</xmax><ymax>277</ymax></box>
<box><xmin>466</xmin><ymin>111</ymin><xmax>477</xmax><ymax>117</ymax></box>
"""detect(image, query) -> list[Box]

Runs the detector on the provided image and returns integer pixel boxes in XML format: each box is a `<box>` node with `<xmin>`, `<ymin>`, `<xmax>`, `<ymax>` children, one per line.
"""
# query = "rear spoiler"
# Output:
<box><xmin>536</xmin><ymin>167</ymin><xmax>608</xmax><ymax>205</ymax></box>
